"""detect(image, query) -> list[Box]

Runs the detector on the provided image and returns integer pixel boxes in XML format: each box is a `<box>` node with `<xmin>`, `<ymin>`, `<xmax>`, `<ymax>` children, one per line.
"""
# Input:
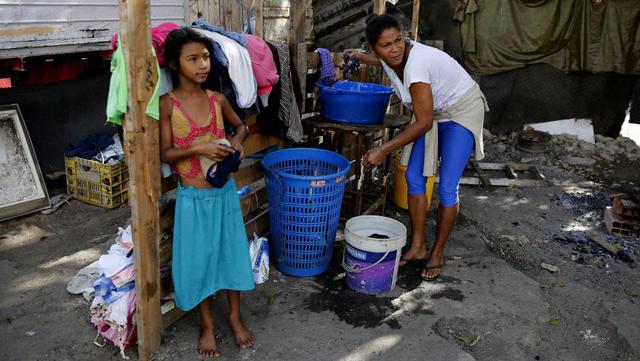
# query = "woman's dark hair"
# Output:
<box><xmin>365</xmin><ymin>14</ymin><xmax>401</xmax><ymax>45</ymax></box>
<box><xmin>163</xmin><ymin>27</ymin><xmax>213</xmax><ymax>73</ymax></box>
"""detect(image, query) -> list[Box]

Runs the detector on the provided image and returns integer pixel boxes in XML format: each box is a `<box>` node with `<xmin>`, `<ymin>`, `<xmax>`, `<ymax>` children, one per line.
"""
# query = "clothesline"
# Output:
<box><xmin>106</xmin><ymin>20</ymin><xmax>304</xmax><ymax>144</ymax></box>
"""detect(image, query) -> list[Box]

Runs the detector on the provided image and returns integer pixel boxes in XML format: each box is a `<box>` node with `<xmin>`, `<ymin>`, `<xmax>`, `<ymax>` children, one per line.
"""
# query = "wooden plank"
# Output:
<box><xmin>240</xmin><ymin>179</ymin><xmax>268</xmax><ymax>218</ymax></box>
<box><xmin>504</xmin><ymin>165</ymin><xmax>518</xmax><ymax>179</ymax></box>
<box><xmin>453</xmin><ymin>177</ymin><xmax>550</xmax><ymax>187</ymax></box>
<box><xmin>471</xmin><ymin>160</ymin><xmax>491</xmax><ymax>186</ymax></box>
<box><xmin>118</xmin><ymin>0</ymin><xmax>161</xmax><ymax>359</ymax></box>
<box><xmin>411</xmin><ymin>0</ymin><xmax>420</xmax><ymax>41</ymax></box>
<box><xmin>159</xmin><ymin>200</ymin><xmax>175</xmax><ymax>231</ymax></box>
<box><xmin>161</xmin><ymin>176</ymin><xmax>177</xmax><ymax>194</ymax></box>
<box><xmin>587</xmin><ymin>231</ymin><xmax>621</xmax><ymax>257</ymax></box>
<box><xmin>223</xmin><ymin>0</ymin><xmax>243</xmax><ymax>32</ymax></box>
<box><xmin>161</xmin><ymin>306</ymin><xmax>184</xmax><ymax>331</ymax></box>
<box><xmin>289</xmin><ymin>0</ymin><xmax>306</xmax><ymax>99</ymax></box>
<box><xmin>209</xmin><ymin>0</ymin><xmax>221</xmax><ymax>25</ymax></box>
<box><xmin>474</xmin><ymin>162</ymin><xmax>538</xmax><ymax>171</ymax></box>
<box><xmin>245</xmin><ymin>208</ymin><xmax>270</xmax><ymax>236</ymax></box>
<box><xmin>235</xmin><ymin>158</ymin><xmax>264</xmax><ymax>188</ymax></box>
<box><xmin>243</xmin><ymin>132</ymin><xmax>281</xmax><ymax>156</ymax></box>
<box><xmin>196</xmin><ymin>0</ymin><xmax>207</xmax><ymax>20</ymax></box>
<box><xmin>363</xmin><ymin>196</ymin><xmax>385</xmax><ymax>216</ymax></box>
<box><xmin>188</xmin><ymin>0</ymin><xmax>199</xmax><ymax>23</ymax></box>
<box><xmin>530</xmin><ymin>166</ymin><xmax>546</xmax><ymax>180</ymax></box>
<box><xmin>159</xmin><ymin>232</ymin><xmax>173</xmax><ymax>266</ymax></box>
<box><xmin>255</xmin><ymin>0</ymin><xmax>264</xmax><ymax>37</ymax></box>
<box><xmin>374</xmin><ymin>0</ymin><xmax>386</xmax><ymax>14</ymax></box>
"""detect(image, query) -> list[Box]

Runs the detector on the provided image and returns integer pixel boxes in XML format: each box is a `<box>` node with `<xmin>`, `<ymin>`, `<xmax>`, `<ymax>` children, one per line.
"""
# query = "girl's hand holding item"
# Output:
<box><xmin>230</xmin><ymin>139</ymin><xmax>245</xmax><ymax>159</ymax></box>
<box><xmin>197</xmin><ymin>142</ymin><xmax>232</xmax><ymax>162</ymax></box>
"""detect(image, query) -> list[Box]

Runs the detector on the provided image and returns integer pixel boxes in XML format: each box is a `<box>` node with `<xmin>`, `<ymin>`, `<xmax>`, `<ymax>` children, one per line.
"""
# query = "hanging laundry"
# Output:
<box><xmin>193</xmin><ymin>28</ymin><xmax>257</xmax><ymax>108</ymax></box>
<box><xmin>210</xmin><ymin>41</ymin><xmax>229</xmax><ymax>69</ymax></box>
<box><xmin>110</xmin><ymin>22</ymin><xmax>180</xmax><ymax>67</ymax></box>
<box><xmin>192</xmin><ymin>19</ymin><xmax>248</xmax><ymax>47</ymax></box>
<box><xmin>243</xmin><ymin>34</ymin><xmax>279</xmax><ymax>105</ymax></box>
<box><xmin>268</xmin><ymin>41</ymin><xmax>303</xmax><ymax>143</ymax></box>
<box><xmin>256</xmin><ymin>41</ymin><xmax>284</xmax><ymax>137</ymax></box>
<box><xmin>315</xmin><ymin>48</ymin><xmax>336</xmax><ymax>86</ymax></box>
<box><xmin>106</xmin><ymin>36</ymin><xmax>161</xmax><ymax>125</ymax></box>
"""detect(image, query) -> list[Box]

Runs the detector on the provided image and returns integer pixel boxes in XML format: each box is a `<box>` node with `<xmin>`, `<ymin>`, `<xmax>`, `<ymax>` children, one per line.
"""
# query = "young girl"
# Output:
<box><xmin>160</xmin><ymin>27</ymin><xmax>255</xmax><ymax>358</ymax></box>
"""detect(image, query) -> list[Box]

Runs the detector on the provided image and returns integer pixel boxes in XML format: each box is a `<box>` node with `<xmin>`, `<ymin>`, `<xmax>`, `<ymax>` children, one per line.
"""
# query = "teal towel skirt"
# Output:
<box><xmin>172</xmin><ymin>178</ymin><xmax>254</xmax><ymax>311</ymax></box>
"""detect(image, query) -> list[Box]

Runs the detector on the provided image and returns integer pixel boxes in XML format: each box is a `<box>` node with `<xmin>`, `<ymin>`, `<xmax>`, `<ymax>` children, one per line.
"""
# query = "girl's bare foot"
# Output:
<box><xmin>229</xmin><ymin>316</ymin><xmax>255</xmax><ymax>349</ymax></box>
<box><xmin>199</xmin><ymin>326</ymin><xmax>220</xmax><ymax>358</ymax></box>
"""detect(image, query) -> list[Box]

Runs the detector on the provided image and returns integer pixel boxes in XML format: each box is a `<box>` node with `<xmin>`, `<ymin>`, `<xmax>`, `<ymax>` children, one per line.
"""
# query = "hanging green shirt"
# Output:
<box><xmin>106</xmin><ymin>36</ymin><xmax>161</xmax><ymax>125</ymax></box>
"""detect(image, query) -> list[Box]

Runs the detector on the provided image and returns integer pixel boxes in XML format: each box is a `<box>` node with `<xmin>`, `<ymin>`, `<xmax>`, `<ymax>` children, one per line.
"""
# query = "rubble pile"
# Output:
<box><xmin>483</xmin><ymin>128</ymin><xmax>640</xmax><ymax>192</ymax></box>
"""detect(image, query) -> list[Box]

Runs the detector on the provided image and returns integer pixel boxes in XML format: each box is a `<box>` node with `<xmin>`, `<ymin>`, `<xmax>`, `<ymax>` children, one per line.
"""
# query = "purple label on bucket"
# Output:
<box><xmin>345</xmin><ymin>244</ymin><xmax>398</xmax><ymax>295</ymax></box>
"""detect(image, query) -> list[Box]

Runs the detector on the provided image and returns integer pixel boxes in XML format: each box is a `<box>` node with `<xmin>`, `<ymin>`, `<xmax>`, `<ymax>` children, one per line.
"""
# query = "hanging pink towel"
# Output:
<box><xmin>243</xmin><ymin>34</ymin><xmax>280</xmax><ymax>95</ymax></box>
<box><xmin>110</xmin><ymin>22</ymin><xmax>181</xmax><ymax>67</ymax></box>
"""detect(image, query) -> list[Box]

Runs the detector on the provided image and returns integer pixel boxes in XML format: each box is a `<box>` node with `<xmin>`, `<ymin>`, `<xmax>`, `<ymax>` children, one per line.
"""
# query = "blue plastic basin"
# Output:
<box><xmin>317</xmin><ymin>81</ymin><xmax>394</xmax><ymax>125</ymax></box>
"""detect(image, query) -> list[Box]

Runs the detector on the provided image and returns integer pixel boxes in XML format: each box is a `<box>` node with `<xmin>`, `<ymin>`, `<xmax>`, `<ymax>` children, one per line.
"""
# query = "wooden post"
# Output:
<box><xmin>255</xmin><ymin>0</ymin><xmax>264</xmax><ymax>37</ymax></box>
<box><xmin>289</xmin><ymin>0</ymin><xmax>307</xmax><ymax>106</ymax></box>
<box><xmin>118</xmin><ymin>0</ymin><xmax>161</xmax><ymax>360</ymax></box>
<box><xmin>373</xmin><ymin>0</ymin><xmax>390</xmax><ymax>88</ymax></box>
<box><xmin>411</xmin><ymin>0</ymin><xmax>420</xmax><ymax>41</ymax></box>
<box><xmin>374</xmin><ymin>0</ymin><xmax>385</xmax><ymax>14</ymax></box>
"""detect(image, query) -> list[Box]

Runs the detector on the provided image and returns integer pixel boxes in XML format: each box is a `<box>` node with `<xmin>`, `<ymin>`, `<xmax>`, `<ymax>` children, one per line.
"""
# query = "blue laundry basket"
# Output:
<box><xmin>262</xmin><ymin>148</ymin><xmax>350</xmax><ymax>277</ymax></box>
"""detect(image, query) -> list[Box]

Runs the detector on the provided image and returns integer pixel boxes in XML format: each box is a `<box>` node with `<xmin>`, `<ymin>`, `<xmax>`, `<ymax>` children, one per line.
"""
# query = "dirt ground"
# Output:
<box><xmin>1</xmin><ymin>133</ymin><xmax>639</xmax><ymax>361</ymax></box>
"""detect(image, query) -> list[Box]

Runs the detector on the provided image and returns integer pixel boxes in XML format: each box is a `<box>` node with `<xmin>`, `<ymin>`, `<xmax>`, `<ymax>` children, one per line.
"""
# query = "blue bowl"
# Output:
<box><xmin>317</xmin><ymin>81</ymin><xmax>394</xmax><ymax>125</ymax></box>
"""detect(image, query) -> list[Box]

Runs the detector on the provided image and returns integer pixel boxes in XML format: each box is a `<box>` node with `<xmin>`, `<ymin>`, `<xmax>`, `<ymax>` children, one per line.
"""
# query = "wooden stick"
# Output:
<box><xmin>374</xmin><ymin>0</ymin><xmax>386</xmax><ymax>14</ymax></box>
<box><xmin>411</xmin><ymin>0</ymin><xmax>420</xmax><ymax>41</ymax></box>
<box><xmin>471</xmin><ymin>160</ymin><xmax>491</xmax><ymax>186</ymax></box>
<box><xmin>118</xmin><ymin>0</ymin><xmax>161</xmax><ymax>360</ymax></box>
<box><xmin>587</xmin><ymin>232</ymin><xmax>619</xmax><ymax>256</ymax></box>
<box><xmin>255</xmin><ymin>0</ymin><xmax>264</xmax><ymax>37</ymax></box>
<box><xmin>289</xmin><ymin>1</ymin><xmax>307</xmax><ymax>102</ymax></box>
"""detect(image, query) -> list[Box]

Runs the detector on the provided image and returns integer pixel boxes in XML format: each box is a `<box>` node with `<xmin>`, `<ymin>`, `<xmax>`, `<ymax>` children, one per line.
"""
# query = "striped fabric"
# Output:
<box><xmin>268</xmin><ymin>40</ymin><xmax>303</xmax><ymax>143</ymax></box>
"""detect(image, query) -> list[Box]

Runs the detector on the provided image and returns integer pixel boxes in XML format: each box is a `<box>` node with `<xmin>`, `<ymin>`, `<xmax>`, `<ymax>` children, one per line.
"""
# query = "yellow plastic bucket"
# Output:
<box><xmin>392</xmin><ymin>153</ymin><xmax>434</xmax><ymax>209</ymax></box>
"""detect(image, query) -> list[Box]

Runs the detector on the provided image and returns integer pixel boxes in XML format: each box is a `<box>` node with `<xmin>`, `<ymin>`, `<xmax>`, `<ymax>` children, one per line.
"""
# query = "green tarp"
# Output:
<box><xmin>455</xmin><ymin>0</ymin><xmax>640</xmax><ymax>75</ymax></box>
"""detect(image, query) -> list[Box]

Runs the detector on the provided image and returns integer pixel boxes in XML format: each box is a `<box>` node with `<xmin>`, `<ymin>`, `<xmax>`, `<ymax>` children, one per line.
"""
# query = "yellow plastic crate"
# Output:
<box><xmin>65</xmin><ymin>156</ymin><xmax>129</xmax><ymax>209</ymax></box>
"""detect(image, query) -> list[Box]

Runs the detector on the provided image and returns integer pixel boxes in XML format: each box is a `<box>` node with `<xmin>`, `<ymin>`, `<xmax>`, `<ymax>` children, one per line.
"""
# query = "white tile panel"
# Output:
<box><xmin>0</xmin><ymin>0</ymin><xmax>187</xmax><ymax>58</ymax></box>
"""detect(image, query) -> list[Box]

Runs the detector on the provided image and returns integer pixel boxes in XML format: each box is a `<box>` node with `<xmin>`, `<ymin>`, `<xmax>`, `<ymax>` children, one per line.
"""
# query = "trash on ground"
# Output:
<box><xmin>541</xmin><ymin>263</ymin><xmax>560</xmax><ymax>273</ymax></box>
<box><xmin>548</xmin><ymin>318</ymin><xmax>561</xmax><ymax>326</ymax></box>
<box><xmin>455</xmin><ymin>335</ymin><xmax>480</xmax><ymax>346</ymax></box>
<box><xmin>524</xmin><ymin>118</ymin><xmax>595</xmax><ymax>143</ymax></box>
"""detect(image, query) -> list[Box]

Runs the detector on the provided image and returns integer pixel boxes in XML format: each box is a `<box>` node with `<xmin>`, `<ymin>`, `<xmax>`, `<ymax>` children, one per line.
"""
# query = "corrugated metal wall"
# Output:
<box><xmin>0</xmin><ymin>0</ymin><xmax>187</xmax><ymax>59</ymax></box>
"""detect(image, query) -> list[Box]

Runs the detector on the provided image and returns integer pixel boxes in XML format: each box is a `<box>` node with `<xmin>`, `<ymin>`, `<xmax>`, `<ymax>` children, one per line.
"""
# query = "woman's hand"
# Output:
<box><xmin>196</xmin><ymin>142</ymin><xmax>233</xmax><ymax>162</ymax></box>
<box><xmin>344</xmin><ymin>49</ymin><xmax>362</xmax><ymax>61</ymax></box>
<box><xmin>229</xmin><ymin>139</ymin><xmax>245</xmax><ymax>159</ymax></box>
<box><xmin>362</xmin><ymin>147</ymin><xmax>386</xmax><ymax>167</ymax></box>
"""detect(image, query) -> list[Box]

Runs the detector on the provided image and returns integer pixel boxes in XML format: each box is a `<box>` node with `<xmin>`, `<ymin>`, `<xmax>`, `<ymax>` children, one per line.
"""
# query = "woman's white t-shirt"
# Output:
<box><xmin>381</xmin><ymin>40</ymin><xmax>476</xmax><ymax>115</ymax></box>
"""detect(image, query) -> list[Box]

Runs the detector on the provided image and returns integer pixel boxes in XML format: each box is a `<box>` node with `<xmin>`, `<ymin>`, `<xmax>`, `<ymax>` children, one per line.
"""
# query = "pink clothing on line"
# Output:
<box><xmin>243</xmin><ymin>34</ymin><xmax>279</xmax><ymax>95</ymax></box>
<box><xmin>111</xmin><ymin>22</ymin><xmax>181</xmax><ymax>67</ymax></box>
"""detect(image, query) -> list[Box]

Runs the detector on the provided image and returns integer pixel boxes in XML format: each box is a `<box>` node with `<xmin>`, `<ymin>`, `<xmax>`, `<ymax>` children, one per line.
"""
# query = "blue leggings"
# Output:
<box><xmin>406</xmin><ymin>121</ymin><xmax>474</xmax><ymax>207</ymax></box>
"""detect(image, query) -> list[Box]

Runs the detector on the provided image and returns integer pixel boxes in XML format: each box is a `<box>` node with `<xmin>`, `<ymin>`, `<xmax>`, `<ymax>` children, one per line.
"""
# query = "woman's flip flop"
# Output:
<box><xmin>421</xmin><ymin>263</ymin><xmax>445</xmax><ymax>281</ymax></box>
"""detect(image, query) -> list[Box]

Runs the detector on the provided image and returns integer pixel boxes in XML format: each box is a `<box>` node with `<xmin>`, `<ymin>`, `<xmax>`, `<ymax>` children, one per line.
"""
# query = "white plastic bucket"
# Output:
<box><xmin>342</xmin><ymin>216</ymin><xmax>407</xmax><ymax>294</ymax></box>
